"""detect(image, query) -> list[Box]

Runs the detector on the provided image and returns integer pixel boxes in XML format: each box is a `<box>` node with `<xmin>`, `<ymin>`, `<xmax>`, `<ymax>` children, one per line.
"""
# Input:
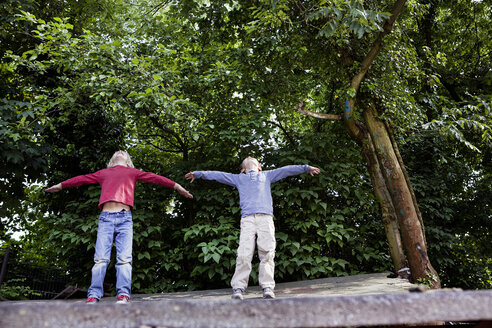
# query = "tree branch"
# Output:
<box><xmin>146</xmin><ymin>0</ymin><xmax>172</xmax><ymax>16</ymax></box>
<box><xmin>295</xmin><ymin>102</ymin><xmax>342</xmax><ymax>121</ymax></box>
<box><xmin>138</xmin><ymin>133</ymin><xmax>181</xmax><ymax>150</ymax></box>
<box><xmin>349</xmin><ymin>0</ymin><xmax>408</xmax><ymax>94</ymax></box>
<box><xmin>345</xmin><ymin>0</ymin><xmax>407</xmax><ymax>141</ymax></box>
<box><xmin>292</xmin><ymin>1</ymin><xmax>407</xmax><ymax>143</ymax></box>
<box><xmin>265</xmin><ymin>120</ymin><xmax>297</xmax><ymax>147</ymax></box>
<box><xmin>140</xmin><ymin>107</ymin><xmax>187</xmax><ymax>152</ymax></box>
<box><xmin>144</xmin><ymin>140</ymin><xmax>184</xmax><ymax>154</ymax></box>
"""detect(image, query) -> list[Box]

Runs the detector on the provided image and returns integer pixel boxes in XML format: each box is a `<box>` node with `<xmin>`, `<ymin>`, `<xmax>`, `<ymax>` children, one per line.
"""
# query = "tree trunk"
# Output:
<box><xmin>299</xmin><ymin>0</ymin><xmax>436</xmax><ymax>278</ymax></box>
<box><xmin>364</xmin><ymin>105</ymin><xmax>440</xmax><ymax>288</ymax></box>
<box><xmin>343</xmin><ymin>0</ymin><xmax>440</xmax><ymax>286</ymax></box>
<box><xmin>340</xmin><ymin>0</ymin><xmax>410</xmax><ymax>272</ymax></box>
<box><xmin>298</xmin><ymin>103</ymin><xmax>407</xmax><ymax>272</ymax></box>
<box><xmin>385</xmin><ymin>121</ymin><xmax>427</xmax><ymax>246</ymax></box>
<box><xmin>361</xmin><ymin>137</ymin><xmax>407</xmax><ymax>271</ymax></box>
<box><xmin>0</xmin><ymin>246</ymin><xmax>10</xmax><ymax>286</ymax></box>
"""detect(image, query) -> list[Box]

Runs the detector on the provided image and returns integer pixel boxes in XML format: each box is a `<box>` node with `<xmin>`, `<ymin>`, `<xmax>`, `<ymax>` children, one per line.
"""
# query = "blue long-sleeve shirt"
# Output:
<box><xmin>194</xmin><ymin>165</ymin><xmax>311</xmax><ymax>217</ymax></box>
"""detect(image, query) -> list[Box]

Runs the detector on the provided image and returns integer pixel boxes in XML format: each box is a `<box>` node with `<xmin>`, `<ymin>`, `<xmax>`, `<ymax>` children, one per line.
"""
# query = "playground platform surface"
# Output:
<box><xmin>1</xmin><ymin>272</ymin><xmax>491</xmax><ymax>327</ymax></box>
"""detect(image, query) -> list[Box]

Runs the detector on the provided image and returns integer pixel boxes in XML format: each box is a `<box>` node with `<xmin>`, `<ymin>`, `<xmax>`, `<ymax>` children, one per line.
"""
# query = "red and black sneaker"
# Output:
<box><xmin>116</xmin><ymin>294</ymin><xmax>130</xmax><ymax>304</ymax></box>
<box><xmin>85</xmin><ymin>297</ymin><xmax>99</xmax><ymax>304</ymax></box>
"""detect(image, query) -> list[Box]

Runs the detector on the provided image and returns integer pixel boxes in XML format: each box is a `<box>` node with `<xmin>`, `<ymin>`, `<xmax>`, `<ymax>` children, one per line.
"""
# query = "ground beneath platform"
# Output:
<box><xmin>1</xmin><ymin>272</ymin><xmax>491</xmax><ymax>328</ymax></box>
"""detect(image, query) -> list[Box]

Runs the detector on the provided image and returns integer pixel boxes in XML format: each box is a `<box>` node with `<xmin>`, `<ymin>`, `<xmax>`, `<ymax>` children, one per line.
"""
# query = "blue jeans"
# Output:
<box><xmin>87</xmin><ymin>210</ymin><xmax>133</xmax><ymax>299</ymax></box>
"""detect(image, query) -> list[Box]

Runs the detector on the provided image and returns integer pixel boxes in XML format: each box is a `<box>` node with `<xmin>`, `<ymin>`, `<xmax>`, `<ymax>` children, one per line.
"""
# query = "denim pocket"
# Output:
<box><xmin>99</xmin><ymin>212</ymin><xmax>114</xmax><ymax>223</ymax></box>
<box><xmin>121</xmin><ymin>210</ymin><xmax>132</xmax><ymax>219</ymax></box>
<box><xmin>120</xmin><ymin>215</ymin><xmax>133</xmax><ymax>224</ymax></box>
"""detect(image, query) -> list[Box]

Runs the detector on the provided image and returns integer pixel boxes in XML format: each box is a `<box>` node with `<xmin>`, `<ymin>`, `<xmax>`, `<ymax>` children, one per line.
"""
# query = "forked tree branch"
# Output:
<box><xmin>344</xmin><ymin>0</ymin><xmax>407</xmax><ymax>141</ymax></box>
<box><xmin>295</xmin><ymin>0</ymin><xmax>407</xmax><ymax>143</ymax></box>
<box><xmin>349</xmin><ymin>0</ymin><xmax>408</xmax><ymax>94</ymax></box>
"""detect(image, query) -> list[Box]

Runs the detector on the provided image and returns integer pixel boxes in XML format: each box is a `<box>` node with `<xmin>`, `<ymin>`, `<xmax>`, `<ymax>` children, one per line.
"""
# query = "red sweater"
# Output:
<box><xmin>60</xmin><ymin>165</ymin><xmax>176</xmax><ymax>209</ymax></box>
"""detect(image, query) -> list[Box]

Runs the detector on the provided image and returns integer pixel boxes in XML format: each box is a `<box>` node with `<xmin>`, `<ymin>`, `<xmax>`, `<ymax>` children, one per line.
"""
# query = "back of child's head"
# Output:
<box><xmin>241</xmin><ymin>156</ymin><xmax>261</xmax><ymax>173</ymax></box>
<box><xmin>107</xmin><ymin>150</ymin><xmax>135</xmax><ymax>168</ymax></box>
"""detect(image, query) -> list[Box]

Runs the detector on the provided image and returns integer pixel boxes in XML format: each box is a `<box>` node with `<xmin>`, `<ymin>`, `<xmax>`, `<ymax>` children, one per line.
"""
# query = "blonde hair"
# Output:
<box><xmin>240</xmin><ymin>157</ymin><xmax>261</xmax><ymax>173</ymax></box>
<box><xmin>107</xmin><ymin>150</ymin><xmax>135</xmax><ymax>168</ymax></box>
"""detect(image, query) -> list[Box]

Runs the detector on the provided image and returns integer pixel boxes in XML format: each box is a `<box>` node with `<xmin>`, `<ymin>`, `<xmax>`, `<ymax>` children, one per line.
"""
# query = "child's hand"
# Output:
<box><xmin>45</xmin><ymin>183</ymin><xmax>62</xmax><ymax>193</ymax></box>
<box><xmin>185</xmin><ymin>172</ymin><xmax>195</xmax><ymax>183</ymax></box>
<box><xmin>174</xmin><ymin>183</ymin><xmax>193</xmax><ymax>199</ymax></box>
<box><xmin>309</xmin><ymin>167</ymin><xmax>320</xmax><ymax>176</ymax></box>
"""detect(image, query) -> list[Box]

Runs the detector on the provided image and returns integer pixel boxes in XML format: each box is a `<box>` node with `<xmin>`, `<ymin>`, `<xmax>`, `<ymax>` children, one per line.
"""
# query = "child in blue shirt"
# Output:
<box><xmin>185</xmin><ymin>156</ymin><xmax>320</xmax><ymax>299</ymax></box>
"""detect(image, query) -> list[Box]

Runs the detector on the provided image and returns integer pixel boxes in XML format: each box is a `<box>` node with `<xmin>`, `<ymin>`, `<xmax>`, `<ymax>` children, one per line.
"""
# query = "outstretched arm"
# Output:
<box><xmin>174</xmin><ymin>183</ymin><xmax>193</xmax><ymax>199</ymax></box>
<box><xmin>267</xmin><ymin>165</ymin><xmax>320</xmax><ymax>183</ymax></box>
<box><xmin>136</xmin><ymin>170</ymin><xmax>193</xmax><ymax>198</ymax></box>
<box><xmin>185</xmin><ymin>171</ymin><xmax>237</xmax><ymax>187</ymax></box>
<box><xmin>45</xmin><ymin>183</ymin><xmax>62</xmax><ymax>193</ymax></box>
<box><xmin>46</xmin><ymin>172</ymin><xmax>100</xmax><ymax>192</ymax></box>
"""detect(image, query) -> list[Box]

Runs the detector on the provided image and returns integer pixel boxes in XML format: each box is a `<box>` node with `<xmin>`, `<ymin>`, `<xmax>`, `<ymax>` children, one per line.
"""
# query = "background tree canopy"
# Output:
<box><xmin>0</xmin><ymin>0</ymin><xmax>490</xmax><ymax>297</ymax></box>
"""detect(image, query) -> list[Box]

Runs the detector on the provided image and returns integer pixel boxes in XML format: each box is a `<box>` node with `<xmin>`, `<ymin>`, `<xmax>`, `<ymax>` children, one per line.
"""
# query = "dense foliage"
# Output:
<box><xmin>1</xmin><ymin>0</ymin><xmax>490</xmax><ymax>297</ymax></box>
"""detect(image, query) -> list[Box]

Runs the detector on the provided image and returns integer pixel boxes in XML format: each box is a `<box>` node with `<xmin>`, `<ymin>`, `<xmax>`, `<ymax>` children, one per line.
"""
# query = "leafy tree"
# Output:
<box><xmin>1</xmin><ymin>0</ymin><xmax>490</xmax><ymax>295</ymax></box>
<box><xmin>0</xmin><ymin>0</ymin><xmax>127</xmax><ymax>242</ymax></box>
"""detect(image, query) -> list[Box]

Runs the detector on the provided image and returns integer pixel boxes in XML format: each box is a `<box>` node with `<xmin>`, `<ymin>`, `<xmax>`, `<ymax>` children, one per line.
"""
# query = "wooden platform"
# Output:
<box><xmin>1</xmin><ymin>272</ymin><xmax>491</xmax><ymax>327</ymax></box>
<box><xmin>130</xmin><ymin>272</ymin><xmax>415</xmax><ymax>302</ymax></box>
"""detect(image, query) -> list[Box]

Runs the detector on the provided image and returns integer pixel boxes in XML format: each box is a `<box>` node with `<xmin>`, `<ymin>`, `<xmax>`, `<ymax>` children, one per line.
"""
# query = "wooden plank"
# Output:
<box><xmin>1</xmin><ymin>290</ymin><xmax>492</xmax><ymax>327</ymax></box>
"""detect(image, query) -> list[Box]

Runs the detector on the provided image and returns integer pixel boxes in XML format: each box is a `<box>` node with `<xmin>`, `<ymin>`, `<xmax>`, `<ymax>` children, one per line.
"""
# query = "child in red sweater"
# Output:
<box><xmin>45</xmin><ymin>150</ymin><xmax>192</xmax><ymax>304</ymax></box>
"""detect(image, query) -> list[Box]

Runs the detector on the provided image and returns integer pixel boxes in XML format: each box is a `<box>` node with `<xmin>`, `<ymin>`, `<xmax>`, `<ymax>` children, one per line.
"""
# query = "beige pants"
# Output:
<box><xmin>230</xmin><ymin>214</ymin><xmax>276</xmax><ymax>290</ymax></box>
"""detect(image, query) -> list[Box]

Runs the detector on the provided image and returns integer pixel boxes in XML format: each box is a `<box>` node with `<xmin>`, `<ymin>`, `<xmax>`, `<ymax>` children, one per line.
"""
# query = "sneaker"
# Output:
<box><xmin>231</xmin><ymin>288</ymin><xmax>244</xmax><ymax>300</ymax></box>
<box><xmin>263</xmin><ymin>287</ymin><xmax>275</xmax><ymax>299</ymax></box>
<box><xmin>85</xmin><ymin>297</ymin><xmax>99</xmax><ymax>304</ymax></box>
<box><xmin>116</xmin><ymin>295</ymin><xmax>130</xmax><ymax>304</ymax></box>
